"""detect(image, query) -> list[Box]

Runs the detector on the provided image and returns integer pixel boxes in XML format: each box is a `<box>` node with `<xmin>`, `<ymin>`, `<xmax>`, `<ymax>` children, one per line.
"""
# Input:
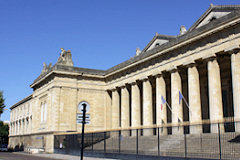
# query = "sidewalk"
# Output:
<box><xmin>13</xmin><ymin>152</ymin><xmax>119</xmax><ymax>160</ymax></box>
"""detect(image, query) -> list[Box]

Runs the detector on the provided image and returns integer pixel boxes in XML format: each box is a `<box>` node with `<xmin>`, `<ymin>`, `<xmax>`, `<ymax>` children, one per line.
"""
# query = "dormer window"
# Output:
<box><xmin>155</xmin><ymin>43</ymin><xmax>160</xmax><ymax>47</ymax></box>
<box><xmin>209</xmin><ymin>16</ymin><xmax>217</xmax><ymax>22</ymax></box>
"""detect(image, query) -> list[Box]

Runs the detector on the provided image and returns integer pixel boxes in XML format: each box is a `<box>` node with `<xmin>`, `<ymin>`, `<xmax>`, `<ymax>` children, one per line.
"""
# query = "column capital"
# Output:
<box><xmin>154</xmin><ymin>74</ymin><xmax>163</xmax><ymax>78</ymax></box>
<box><xmin>167</xmin><ymin>65</ymin><xmax>179</xmax><ymax>73</ymax></box>
<box><xmin>129</xmin><ymin>81</ymin><xmax>137</xmax><ymax>85</ymax></box>
<box><xmin>152</xmin><ymin>72</ymin><xmax>163</xmax><ymax>78</ymax></box>
<box><xmin>224</xmin><ymin>45</ymin><xmax>240</xmax><ymax>54</ymax></box>
<box><xmin>139</xmin><ymin>77</ymin><xmax>149</xmax><ymax>82</ymax></box>
<box><xmin>202</xmin><ymin>53</ymin><xmax>216</xmax><ymax>62</ymax></box>
<box><xmin>108</xmin><ymin>88</ymin><xmax>117</xmax><ymax>92</ymax></box>
<box><xmin>183</xmin><ymin>60</ymin><xmax>198</xmax><ymax>68</ymax></box>
<box><xmin>119</xmin><ymin>85</ymin><xmax>126</xmax><ymax>89</ymax></box>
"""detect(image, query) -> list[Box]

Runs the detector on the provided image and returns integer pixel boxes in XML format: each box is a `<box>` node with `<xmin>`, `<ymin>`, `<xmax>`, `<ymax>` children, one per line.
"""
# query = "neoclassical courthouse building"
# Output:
<box><xmin>9</xmin><ymin>5</ymin><xmax>240</xmax><ymax>152</ymax></box>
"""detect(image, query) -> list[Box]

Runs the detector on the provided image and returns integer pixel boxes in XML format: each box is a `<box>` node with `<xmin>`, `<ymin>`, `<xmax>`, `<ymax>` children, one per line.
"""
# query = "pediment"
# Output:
<box><xmin>195</xmin><ymin>11</ymin><xmax>231</xmax><ymax>29</ymax></box>
<box><xmin>142</xmin><ymin>34</ymin><xmax>176</xmax><ymax>52</ymax></box>
<box><xmin>189</xmin><ymin>5</ymin><xmax>240</xmax><ymax>32</ymax></box>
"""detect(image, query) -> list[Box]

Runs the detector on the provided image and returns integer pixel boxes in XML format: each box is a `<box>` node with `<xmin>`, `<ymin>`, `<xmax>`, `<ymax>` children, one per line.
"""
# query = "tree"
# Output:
<box><xmin>0</xmin><ymin>121</ymin><xmax>9</xmax><ymax>145</ymax></box>
<box><xmin>0</xmin><ymin>91</ymin><xmax>5</xmax><ymax>118</ymax></box>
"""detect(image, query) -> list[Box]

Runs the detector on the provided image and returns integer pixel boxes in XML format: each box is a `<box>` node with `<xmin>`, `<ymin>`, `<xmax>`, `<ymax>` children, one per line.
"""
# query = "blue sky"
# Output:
<box><xmin>0</xmin><ymin>0</ymin><xmax>239</xmax><ymax>121</ymax></box>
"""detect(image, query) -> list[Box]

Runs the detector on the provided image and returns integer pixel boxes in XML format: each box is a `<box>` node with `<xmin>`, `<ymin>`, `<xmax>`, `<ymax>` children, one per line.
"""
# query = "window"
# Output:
<box><xmin>209</xmin><ymin>16</ymin><xmax>217</xmax><ymax>22</ymax></box>
<box><xmin>40</xmin><ymin>101</ymin><xmax>47</xmax><ymax>122</ymax></box>
<box><xmin>155</xmin><ymin>43</ymin><xmax>160</xmax><ymax>47</ymax></box>
<box><xmin>41</xmin><ymin>103</ymin><xmax>44</xmax><ymax>122</ymax></box>
<box><xmin>44</xmin><ymin>102</ymin><xmax>47</xmax><ymax>121</ymax></box>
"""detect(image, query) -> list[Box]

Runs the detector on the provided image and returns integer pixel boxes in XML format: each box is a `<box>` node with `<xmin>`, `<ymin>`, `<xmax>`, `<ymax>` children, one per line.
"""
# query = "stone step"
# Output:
<box><xmin>89</xmin><ymin>132</ymin><xmax>240</xmax><ymax>159</ymax></box>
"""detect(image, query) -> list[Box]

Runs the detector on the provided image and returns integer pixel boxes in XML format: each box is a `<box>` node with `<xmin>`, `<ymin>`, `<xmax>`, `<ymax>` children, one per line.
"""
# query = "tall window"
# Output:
<box><xmin>44</xmin><ymin>102</ymin><xmax>47</xmax><ymax>121</ymax></box>
<box><xmin>41</xmin><ymin>103</ymin><xmax>44</xmax><ymax>122</ymax></box>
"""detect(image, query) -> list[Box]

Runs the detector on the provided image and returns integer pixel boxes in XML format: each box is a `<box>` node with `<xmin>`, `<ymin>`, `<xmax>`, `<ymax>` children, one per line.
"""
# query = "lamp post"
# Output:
<box><xmin>80</xmin><ymin>103</ymin><xmax>87</xmax><ymax>160</ymax></box>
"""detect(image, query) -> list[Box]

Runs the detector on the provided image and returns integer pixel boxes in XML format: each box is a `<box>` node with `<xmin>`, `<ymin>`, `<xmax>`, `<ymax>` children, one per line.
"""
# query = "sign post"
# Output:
<box><xmin>80</xmin><ymin>103</ymin><xmax>87</xmax><ymax>160</ymax></box>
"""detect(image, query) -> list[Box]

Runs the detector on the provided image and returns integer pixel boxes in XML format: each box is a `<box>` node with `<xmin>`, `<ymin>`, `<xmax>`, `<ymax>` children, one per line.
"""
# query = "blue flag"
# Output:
<box><xmin>179</xmin><ymin>91</ymin><xmax>183</xmax><ymax>104</ymax></box>
<box><xmin>161</xmin><ymin>96</ymin><xmax>166</xmax><ymax>104</ymax></box>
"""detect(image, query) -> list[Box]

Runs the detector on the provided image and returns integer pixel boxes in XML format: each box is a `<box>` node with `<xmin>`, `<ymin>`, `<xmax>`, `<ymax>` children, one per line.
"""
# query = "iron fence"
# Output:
<box><xmin>54</xmin><ymin>120</ymin><xmax>240</xmax><ymax>159</ymax></box>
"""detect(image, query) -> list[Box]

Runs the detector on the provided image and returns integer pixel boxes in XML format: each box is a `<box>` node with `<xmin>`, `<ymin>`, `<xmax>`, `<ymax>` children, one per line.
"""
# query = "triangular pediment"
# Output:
<box><xmin>142</xmin><ymin>34</ymin><xmax>176</xmax><ymax>53</ymax></box>
<box><xmin>189</xmin><ymin>4</ymin><xmax>240</xmax><ymax>32</ymax></box>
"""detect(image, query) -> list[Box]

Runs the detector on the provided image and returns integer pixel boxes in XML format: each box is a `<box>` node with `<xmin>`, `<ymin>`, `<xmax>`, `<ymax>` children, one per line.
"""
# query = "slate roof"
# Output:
<box><xmin>32</xmin><ymin>5</ymin><xmax>240</xmax><ymax>85</ymax></box>
<box><xmin>32</xmin><ymin>64</ymin><xmax>105</xmax><ymax>84</ymax></box>
<box><xmin>141</xmin><ymin>34</ymin><xmax>176</xmax><ymax>53</ymax></box>
<box><xmin>10</xmin><ymin>94</ymin><xmax>32</xmax><ymax>109</ymax></box>
<box><xmin>189</xmin><ymin>4</ymin><xmax>240</xmax><ymax>32</ymax></box>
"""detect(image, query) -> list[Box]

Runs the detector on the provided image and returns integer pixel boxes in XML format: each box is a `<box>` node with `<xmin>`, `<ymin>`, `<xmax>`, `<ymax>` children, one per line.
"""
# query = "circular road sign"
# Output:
<box><xmin>78</xmin><ymin>101</ymin><xmax>90</xmax><ymax>113</ymax></box>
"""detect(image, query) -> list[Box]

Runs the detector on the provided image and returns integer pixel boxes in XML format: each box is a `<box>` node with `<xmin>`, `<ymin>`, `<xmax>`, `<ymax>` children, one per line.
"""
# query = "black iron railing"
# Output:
<box><xmin>54</xmin><ymin>120</ymin><xmax>240</xmax><ymax>159</ymax></box>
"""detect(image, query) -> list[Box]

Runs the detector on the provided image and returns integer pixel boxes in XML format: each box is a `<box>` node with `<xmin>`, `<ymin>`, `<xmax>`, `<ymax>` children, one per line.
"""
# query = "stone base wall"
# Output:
<box><xmin>9</xmin><ymin>133</ymin><xmax>54</xmax><ymax>153</ymax></box>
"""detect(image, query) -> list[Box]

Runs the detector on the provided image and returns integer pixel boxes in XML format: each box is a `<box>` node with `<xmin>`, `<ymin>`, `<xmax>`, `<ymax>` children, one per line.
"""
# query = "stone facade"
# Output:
<box><xmin>9</xmin><ymin>5</ymin><xmax>240</xmax><ymax>153</ymax></box>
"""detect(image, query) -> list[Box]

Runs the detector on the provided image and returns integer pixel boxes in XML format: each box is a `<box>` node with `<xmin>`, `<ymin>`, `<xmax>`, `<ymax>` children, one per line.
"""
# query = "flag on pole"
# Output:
<box><xmin>179</xmin><ymin>91</ymin><xmax>183</xmax><ymax>104</ymax></box>
<box><xmin>177</xmin><ymin>118</ymin><xmax>182</xmax><ymax>130</ymax></box>
<box><xmin>162</xmin><ymin>119</ymin><xmax>165</xmax><ymax>124</ymax></box>
<box><xmin>178</xmin><ymin>118</ymin><xmax>181</xmax><ymax>123</ymax></box>
<box><xmin>161</xmin><ymin>96</ymin><xmax>166</xmax><ymax>104</ymax></box>
<box><xmin>161</xmin><ymin>96</ymin><xmax>166</xmax><ymax>110</ymax></box>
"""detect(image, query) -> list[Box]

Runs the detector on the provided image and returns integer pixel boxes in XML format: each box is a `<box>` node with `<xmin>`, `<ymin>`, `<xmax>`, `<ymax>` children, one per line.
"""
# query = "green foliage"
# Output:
<box><xmin>0</xmin><ymin>121</ymin><xmax>8</xmax><ymax>136</ymax></box>
<box><xmin>0</xmin><ymin>121</ymin><xmax>9</xmax><ymax>144</ymax></box>
<box><xmin>0</xmin><ymin>91</ymin><xmax>5</xmax><ymax>116</ymax></box>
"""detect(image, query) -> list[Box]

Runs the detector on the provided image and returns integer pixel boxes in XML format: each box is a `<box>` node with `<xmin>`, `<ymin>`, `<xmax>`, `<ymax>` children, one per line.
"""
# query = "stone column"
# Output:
<box><xmin>143</xmin><ymin>78</ymin><xmax>153</xmax><ymax>136</ymax></box>
<box><xmin>26</xmin><ymin>119</ymin><xmax>29</xmax><ymax>134</ymax></box>
<box><xmin>14</xmin><ymin>122</ymin><xmax>16</xmax><ymax>135</ymax></box>
<box><xmin>9</xmin><ymin>123</ymin><xmax>11</xmax><ymax>136</ymax></box>
<box><xmin>11</xmin><ymin>124</ymin><xmax>13</xmax><ymax>135</ymax></box>
<box><xmin>188</xmin><ymin>64</ymin><xmax>202</xmax><ymax>134</ymax></box>
<box><xmin>18</xmin><ymin>120</ymin><xmax>21</xmax><ymax>135</ymax></box>
<box><xmin>208</xmin><ymin>58</ymin><xmax>224</xmax><ymax>133</ymax></box>
<box><xmin>231</xmin><ymin>51</ymin><xmax>240</xmax><ymax>132</ymax></box>
<box><xmin>30</xmin><ymin>117</ymin><xmax>32</xmax><ymax>133</ymax></box>
<box><xmin>22</xmin><ymin>120</ymin><xmax>25</xmax><ymax>135</ymax></box>
<box><xmin>112</xmin><ymin>89</ymin><xmax>120</xmax><ymax>130</ymax></box>
<box><xmin>131</xmin><ymin>82</ymin><xmax>141</xmax><ymax>136</ymax></box>
<box><xmin>121</xmin><ymin>86</ymin><xmax>130</xmax><ymax>136</ymax></box>
<box><xmin>156</xmin><ymin>75</ymin><xmax>167</xmax><ymax>135</ymax></box>
<box><xmin>171</xmin><ymin>70</ymin><xmax>183</xmax><ymax>135</ymax></box>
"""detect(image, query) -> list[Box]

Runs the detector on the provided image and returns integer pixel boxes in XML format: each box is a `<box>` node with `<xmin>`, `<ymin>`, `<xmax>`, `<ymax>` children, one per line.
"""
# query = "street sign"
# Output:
<box><xmin>77</xmin><ymin>119</ymin><xmax>90</xmax><ymax>124</ymax></box>
<box><xmin>78</xmin><ymin>101</ymin><xmax>90</xmax><ymax>113</ymax></box>
<box><xmin>77</xmin><ymin>114</ymin><xmax>90</xmax><ymax>120</ymax></box>
<box><xmin>76</xmin><ymin>113</ymin><xmax>91</xmax><ymax>124</ymax></box>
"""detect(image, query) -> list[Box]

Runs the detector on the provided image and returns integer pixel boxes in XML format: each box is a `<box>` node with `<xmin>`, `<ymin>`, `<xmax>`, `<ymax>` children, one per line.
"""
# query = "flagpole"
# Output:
<box><xmin>180</xmin><ymin>91</ymin><xmax>192</xmax><ymax>116</ymax></box>
<box><xmin>161</xmin><ymin>96</ymin><xmax>182</xmax><ymax>123</ymax></box>
<box><xmin>165</xmin><ymin>101</ymin><xmax>172</xmax><ymax>113</ymax></box>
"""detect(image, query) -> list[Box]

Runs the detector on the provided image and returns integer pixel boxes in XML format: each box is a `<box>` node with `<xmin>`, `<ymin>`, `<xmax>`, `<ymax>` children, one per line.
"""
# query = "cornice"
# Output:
<box><xmin>31</xmin><ymin>10</ymin><xmax>240</xmax><ymax>90</ymax></box>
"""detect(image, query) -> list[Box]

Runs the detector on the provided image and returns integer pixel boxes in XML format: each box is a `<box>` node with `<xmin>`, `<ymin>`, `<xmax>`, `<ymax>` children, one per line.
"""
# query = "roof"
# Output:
<box><xmin>188</xmin><ymin>4</ymin><xmax>240</xmax><ymax>32</ymax></box>
<box><xmin>31</xmin><ymin>5</ymin><xmax>240</xmax><ymax>86</ymax></box>
<box><xmin>141</xmin><ymin>34</ymin><xmax>176</xmax><ymax>53</ymax></box>
<box><xmin>10</xmin><ymin>94</ymin><xmax>32</xmax><ymax>110</ymax></box>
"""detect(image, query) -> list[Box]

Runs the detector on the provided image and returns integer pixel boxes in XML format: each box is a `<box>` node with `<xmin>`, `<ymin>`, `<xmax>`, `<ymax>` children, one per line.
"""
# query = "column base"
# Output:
<box><xmin>235</xmin><ymin>121</ymin><xmax>240</xmax><ymax>132</ymax></box>
<box><xmin>190</xmin><ymin>124</ymin><xmax>202</xmax><ymax>134</ymax></box>
<box><xmin>143</xmin><ymin>129</ymin><xmax>153</xmax><ymax>136</ymax></box>
<box><xmin>110</xmin><ymin>131</ymin><xmax>119</xmax><ymax>137</ymax></box>
<box><xmin>159</xmin><ymin>127</ymin><xmax>168</xmax><ymax>135</ymax></box>
<box><xmin>172</xmin><ymin>126</ymin><xmax>184</xmax><ymax>135</ymax></box>
<box><xmin>211</xmin><ymin>123</ymin><xmax>224</xmax><ymax>133</ymax></box>
<box><xmin>121</xmin><ymin>130</ymin><xmax>130</xmax><ymax>137</ymax></box>
<box><xmin>131</xmin><ymin>130</ymin><xmax>141</xmax><ymax>136</ymax></box>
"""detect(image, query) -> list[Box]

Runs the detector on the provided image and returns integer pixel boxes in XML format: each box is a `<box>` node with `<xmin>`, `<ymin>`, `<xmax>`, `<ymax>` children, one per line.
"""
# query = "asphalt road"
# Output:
<box><xmin>0</xmin><ymin>152</ymin><xmax>64</xmax><ymax>160</ymax></box>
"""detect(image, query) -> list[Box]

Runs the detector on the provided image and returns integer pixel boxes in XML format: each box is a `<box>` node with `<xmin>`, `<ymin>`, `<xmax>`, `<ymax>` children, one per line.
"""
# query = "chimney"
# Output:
<box><xmin>180</xmin><ymin>25</ymin><xmax>187</xmax><ymax>35</ymax></box>
<box><xmin>136</xmin><ymin>48</ymin><xmax>141</xmax><ymax>56</ymax></box>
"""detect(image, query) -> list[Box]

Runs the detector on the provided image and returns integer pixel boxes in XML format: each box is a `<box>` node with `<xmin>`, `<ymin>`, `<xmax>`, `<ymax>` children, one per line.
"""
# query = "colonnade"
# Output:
<box><xmin>110</xmin><ymin>51</ymin><xmax>240</xmax><ymax>135</ymax></box>
<box><xmin>10</xmin><ymin>116</ymin><xmax>32</xmax><ymax>136</ymax></box>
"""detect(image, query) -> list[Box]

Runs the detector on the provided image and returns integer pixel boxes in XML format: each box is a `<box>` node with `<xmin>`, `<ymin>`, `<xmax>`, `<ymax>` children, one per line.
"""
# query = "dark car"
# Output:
<box><xmin>0</xmin><ymin>144</ymin><xmax>8</xmax><ymax>151</ymax></box>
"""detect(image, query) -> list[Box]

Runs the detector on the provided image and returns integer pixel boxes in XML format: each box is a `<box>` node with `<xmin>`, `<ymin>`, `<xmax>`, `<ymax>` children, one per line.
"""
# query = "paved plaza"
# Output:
<box><xmin>0</xmin><ymin>152</ymin><xmax>119</xmax><ymax>160</ymax></box>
